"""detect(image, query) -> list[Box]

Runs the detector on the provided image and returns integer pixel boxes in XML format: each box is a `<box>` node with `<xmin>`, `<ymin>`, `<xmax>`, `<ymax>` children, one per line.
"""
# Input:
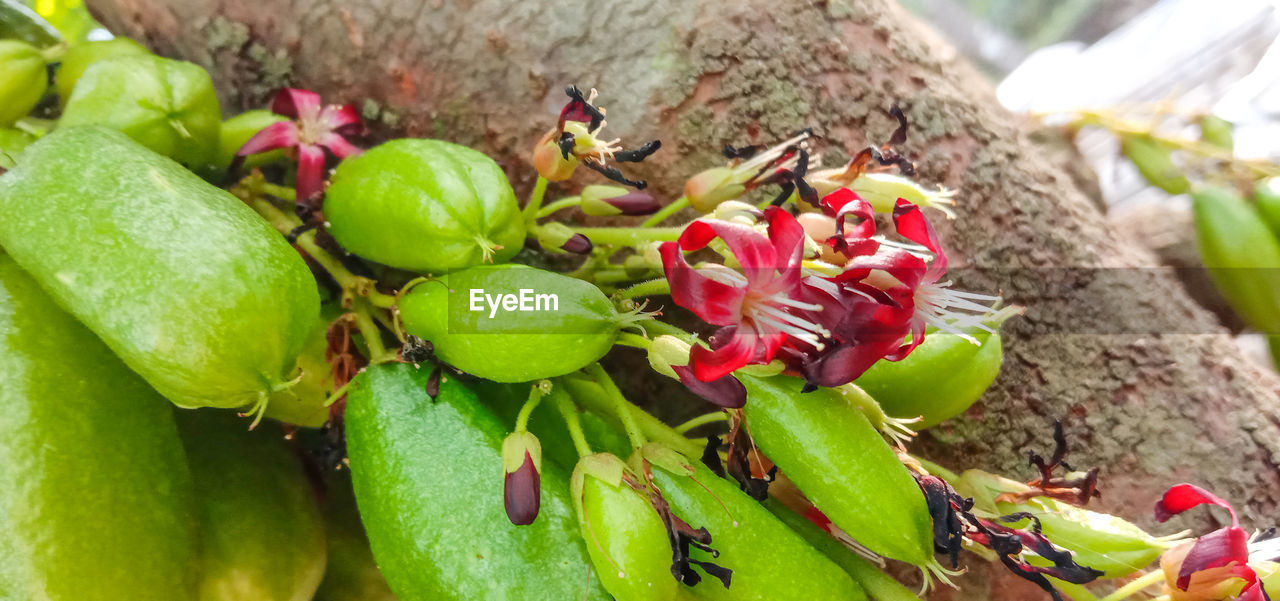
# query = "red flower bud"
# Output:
<box><xmin>502</xmin><ymin>431</ymin><xmax>542</xmax><ymax>525</ymax></box>
<box><xmin>581</xmin><ymin>185</ymin><xmax>660</xmax><ymax>217</ymax></box>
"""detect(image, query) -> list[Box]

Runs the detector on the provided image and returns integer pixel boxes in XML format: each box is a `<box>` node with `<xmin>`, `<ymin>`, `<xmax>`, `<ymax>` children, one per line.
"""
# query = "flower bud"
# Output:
<box><xmin>623</xmin><ymin>254</ymin><xmax>650</xmax><ymax>278</ymax></box>
<box><xmin>535</xmin><ymin>222</ymin><xmax>592</xmax><ymax>254</ymax></box>
<box><xmin>686</xmin><ymin>166</ymin><xmax>746</xmax><ymax>213</ymax></box>
<box><xmin>796</xmin><ymin>212</ymin><xmax>843</xmax><ymax>264</ymax></box>
<box><xmin>847</xmin><ymin>172</ymin><xmax>957</xmax><ymax>218</ymax></box>
<box><xmin>581</xmin><ymin>185</ymin><xmax>660</xmax><ymax>217</ymax></box>
<box><xmin>647</xmin><ymin>335</ymin><xmax>692</xmax><ymax>379</ymax></box>
<box><xmin>532</xmin><ymin>130</ymin><xmax>578</xmax><ymax>181</ymax></box>
<box><xmin>641</xmin><ymin>241</ymin><xmax>664</xmax><ymax>269</ymax></box>
<box><xmin>502</xmin><ymin>431</ymin><xmax>543</xmax><ymax>525</ymax></box>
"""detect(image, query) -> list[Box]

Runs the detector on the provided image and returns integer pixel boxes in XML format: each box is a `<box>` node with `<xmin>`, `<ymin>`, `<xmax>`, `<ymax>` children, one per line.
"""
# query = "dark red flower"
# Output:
<box><xmin>236</xmin><ymin>88</ymin><xmax>364</xmax><ymax>203</ymax></box>
<box><xmin>531</xmin><ymin>86</ymin><xmax>660</xmax><ymax>187</ymax></box>
<box><xmin>1155</xmin><ymin>484</ymin><xmax>1274</xmax><ymax>601</ymax></box>
<box><xmin>661</xmin><ymin>207</ymin><xmax>827</xmax><ymax>381</ymax></box>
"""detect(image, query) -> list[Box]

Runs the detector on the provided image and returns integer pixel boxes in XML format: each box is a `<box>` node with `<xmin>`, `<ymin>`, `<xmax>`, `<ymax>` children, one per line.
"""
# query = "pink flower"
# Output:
<box><xmin>660</xmin><ymin>207</ymin><xmax>829</xmax><ymax>382</ymax></box>
<box><xmin>1155</xmin><ymin>484</ymin><xmax>1277</xmax><ymax>601</ymax></box>
<box><xmin>236</xmin><ymin>88</ymin><xmax>364</xmax><ymax>203</ymax></box>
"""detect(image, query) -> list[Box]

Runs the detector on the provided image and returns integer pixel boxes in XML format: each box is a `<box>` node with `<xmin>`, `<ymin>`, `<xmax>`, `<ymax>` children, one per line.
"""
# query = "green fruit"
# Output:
<box><xmin>54</xmin><ymin>37</ymin><xmax>149</xmax><ymax>106</ymax></box>
<box><xmin>177</xmin><ymin>410</ymin><xmax>327</xmax><ymax>601</ymax></box>
<box><xmin>0</xmin><ymin>252</ymin><xmax>199</xmax><ymax>600</ymax></box>
<box><xmin>1192</xmin><ymin>185</ymin><xmax>1280</xmax><ymax>334</ymax></box>
<box><xmin>315</xmin><ymin>471</ymin><xmax>398</xmax><ymax>601</ymax></box>
<box><xmin>739</xmin><ymin>374</ymin><xmax>933</xmax><ymax>566</ymax></box>
<box><xmin>218</xmin><ymin>109</ymin><xmax>289</xmax><ymax>169</ymax></box>
<box><xmin>344</xmin><ymin>363</ymin><xmax>610</xmax><ymax>600</ymax></box>
<box><xmin>0</xmin><ymin>126</ymin><xmax>35</xmax><ymax>168</ymax></box>
<box><xmin>324</xmin><ymin>138</ymin><xmax>526</xmax><ymax>273</ymax></box>
<box><xmin>854</xmin><ymin>330</ymin><xmax>1003</xmax><ymax>428</ymax></box>
<box><xmin>0</xmin><ymin>40</ymin><xmax>48</xmax><ymax>126</ymax></box>
<box><xmin>264</xmin><ymin>314</ymin><xmax>334</xmax><ymax>427</ymax></box>
<box><xmin>1120</xmin><ymin>134</ymin><xmax>1190</xmax><ymax>195</ymax></box>
<box><xmin>0</xmin><ymin>126</ymin><xmax>320</xmax><ymax>411</ymax></box>
<box><xmin>399</xmin><ymin>264</ymin><xmax>621</xmax><ymax>382</ymax></box>
<box><xmin>765</xmin><ymin>499</ymin><xmax>922</xmax><ymax>601</ymax></box>
<box><xmin>647</xmin><ymin>449</ymin><xmax>868</xmax><ymax>601</ymax></box>
<box><xmin>572</xmin><ymin>453</ymin><xmax>679</xmax><ymax>601</ymax></box>
<box><xmin>59</xmin><ymin>54</ymin><xmax>221</xmax><ymax>168</ymax></box>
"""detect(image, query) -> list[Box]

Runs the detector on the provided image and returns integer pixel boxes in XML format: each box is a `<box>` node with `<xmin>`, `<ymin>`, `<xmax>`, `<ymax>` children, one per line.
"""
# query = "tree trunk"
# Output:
<box><xmin>87</xmin><ymin>0</ymin><xmax>1280</xmax><ymax>596</ymax></box>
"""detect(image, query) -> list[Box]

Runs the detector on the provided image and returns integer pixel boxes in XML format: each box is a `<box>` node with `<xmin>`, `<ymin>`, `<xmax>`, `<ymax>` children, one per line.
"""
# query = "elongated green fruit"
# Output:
<box><xmin>399</xmin><ymin>264</ymin><xmax>621</xmax><ymax>382</ymax></box>
<box><xmin>315</xmin><ymin>471</ymin><xmax>398</xmax><ymax>601</ymax></box>
<box><xmin>60</xmin><ymin>55</ymin><xmax>221</xmax><ymax>168</ymax></box>
<box><xmin>0</xmin><ymin>127</ymin><xmax>320</xmax><ymax>410</ymax></box>
<box><xmin>0</xmin><ymin>253</ymin><xmax>199</xmax><ymax>601</ymax></box>
<box><xmin>324</xmin><ymin>138</ymin><xmax>526</xmax><ymax>273</ymax></box>
<box><xmin>54</xmin><ymin>37</ymin><xmax>149</xmax><ymax>106</ymax></box>
<box><xmin>854</xmin><ymin>330</ymin><xmax>1003</xmax><ymax>428</ymax></box>
<box><xmin>765</xmin><ymin>499</ymin><xmax>922</xmax><ymax>601</ymax></box>
<box><xmin>1192</xmin><ymin>185</ymin><xmax>1280</xmax><ymax>334</ymax></box>
<box><xmin>739</xmin><ymin>374</ymin><xmax>933</xmax><ymax>566</ymax></box>
<box><xmin>177</xmin><ymin>410</ymin><xmax>327</xmax><ymax>601</ymax></box>
<box><xmin>345</xmin><ymin>363</ymin><xmax>610</xmax><ymax>600</ymax></box>
<box><xmin>573</xmin><ymin>454</ymin><xmax>679</xmax><ymax>601</ymax></box>
<box><xmin>649</xmin><ymin>455</ymin><xmax>868</xmax><ymax>601</ymax></box>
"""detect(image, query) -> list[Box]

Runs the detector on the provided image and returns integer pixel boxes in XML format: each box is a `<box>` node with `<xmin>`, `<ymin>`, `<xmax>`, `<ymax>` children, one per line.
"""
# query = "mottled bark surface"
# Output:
<box><xmin>88</xmin><ymin>0</ymin><xmax>1280</xmax><ymax>597</ymax></box>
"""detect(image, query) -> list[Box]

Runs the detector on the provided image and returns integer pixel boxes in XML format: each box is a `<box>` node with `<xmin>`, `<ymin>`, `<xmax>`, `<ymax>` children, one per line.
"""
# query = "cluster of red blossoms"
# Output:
<box><xmin>661</xmin><ymin>182</ymin><xmax>999</xmax><ymax>402</ymax></box>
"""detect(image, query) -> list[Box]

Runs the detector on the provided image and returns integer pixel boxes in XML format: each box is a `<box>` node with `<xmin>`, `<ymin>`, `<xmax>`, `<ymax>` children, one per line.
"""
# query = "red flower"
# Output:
<box><xmin>1155</xmin><ymin>484</ymin><xmax>1274</xmax><ymax>601</ymax></box>
<box><xmin>661</xmin><ymin>207</ymin><xmax>828</xmax><ymax>381</ymax></box>
<box><xmin>236</xmin><ymin>88</ymin><xmax>364</xmax><ymax>203</ymax></box>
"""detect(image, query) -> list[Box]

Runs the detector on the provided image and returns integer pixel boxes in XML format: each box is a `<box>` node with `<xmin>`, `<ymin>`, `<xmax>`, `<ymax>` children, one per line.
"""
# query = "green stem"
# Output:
<box><xmin>523</xmin><ymin>176</ymin><xmax>549</xmax><ymax>228</ymax></box>
<box><xmin>641</xmin><ymin>196</ymin><xmax>689</xmax><ymax>227</ymax></box>
<box><xmin>618</xmin><ymin>278</ymin><xmax>671</xmax><ymax>299</ymax></box>
<box><xmin>256</xmin><ymin>180</ymin><xmax>298</xmax><ymax>202</ymax></box>
<box><xmin>323</xmin><ymin>379</ymin><xmax>353</xmax><ymax>407</ymax></box>
<box><xmin>550</xmin><ymin>384</ymin><xmax>593</xmax><ymax>458</ymax></box>
<box><xmin>515</xmin><ymin>385</ymin><xmax>545</xmax><ymax>432</ymax></box>
<box><xmin>352</xmin><ymin>299</ymin><xmax>392</xmax><ymax>363</ymax></box>
<box><xmin>1097</xmin><ymin>570</ymin><xmax>1166</xmax><ymax>601</ymax></box>
<box><xmin>571</xmin><ymin>226</ymin><xmax>682</xmax><ymax>248</ymax></box>
<box><xmin>246</xmin><ymin>196</ymin><xmax>397</xmax><ymax>307</ymax></box>
<box><xmin>561</xmin><ymin>374</ymin><xmax>701</xmax><ymax>457</ymax></box>
<box><xmin>1072</xmin><ymin>110</ymin><xmax>1280</xmax><ymax>178</ymax></box>
<box><xmin>615</xmin><ymin>332</ymin><xmax>652</xmax><ymax>350</ymax></box>
<box><xmin>585</xmin><ymin>364</ymin><xmax>646</xmax><ymax>450</ymax></box>
<box><xmin>673</xmin><ymin>411</ymin><xmax>730</xmax><ymax>435</ymax></box>
<box><xmin>536</xmin><ymin>196</ymin><xmax>581</xmax><ymax>218</ymax></box>
<box><xmin>593</xmin><ymin>270</ymin><xmax>643</xmax><ymax>285</ymax></box>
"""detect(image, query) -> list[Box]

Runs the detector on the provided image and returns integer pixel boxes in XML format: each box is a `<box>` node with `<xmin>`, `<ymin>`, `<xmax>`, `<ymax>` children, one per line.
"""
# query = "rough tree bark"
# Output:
<box><xmin>87</xmin><ymin>0</ymin><xmax>1280</xmax><ymax>597</ymax></box>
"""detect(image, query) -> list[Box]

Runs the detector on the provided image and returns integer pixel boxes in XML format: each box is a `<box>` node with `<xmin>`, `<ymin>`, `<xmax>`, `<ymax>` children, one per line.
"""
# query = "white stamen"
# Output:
<box><xmin>736</xmin><ymin>130</ymin><xmax>812</xmax><ymax>173</ymax></box>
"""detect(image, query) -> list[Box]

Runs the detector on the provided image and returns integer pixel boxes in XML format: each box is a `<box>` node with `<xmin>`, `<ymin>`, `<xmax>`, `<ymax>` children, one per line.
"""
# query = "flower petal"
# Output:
<box><xmin>271</xmin><ymin>88</ymin><xmax>322</xmax><ymax>119</ymax></box>
<box><xmin>235</xmin><ymin>121</ymin><xmax>299</xmax><ymax>157</ymax></box>
<box><xmin>321</xmin><ymin>103</ymin><xmax>364</xmax><ymax>135</ymax></box>
<box><xmin>688</xmin><ymin>327</ymin><xmax>779</xmax><ymax>382</ymax></box>
<box><xmin>672</xmin><ymin>365</ymin><xmax>747</xmax><ymax>408</ymax></box>
<box><xmin>1176</xmin><ymin>527</ymin><xmax>1251</xmax><ymax>590</ymax></box>
<box><xmin>679</xmin><ymin>219</ymin><xmax>778</xmax><ymax>273</ymax></box>
<box><xmin>1155</xmin><ymin>484</ymin><xmax>1239</xmax><ymax>526</ymax></box>
<box><xmin>763</xmin><ymin>206</ymin><xmax>807</xmax><ymax>272</ymax></box>
<box><xmin>320</xmin><ymin>132</ymin><xmax>362</xmax><ymax>159</ymax></box>
<box><xmin>893</xmin><ymin>199</ymin><xmax>947</xmax><ymax>274</ymax></box>
<box><xmin>294</xmin><ymin>144</ymin><xmax>328</xmax><ymax>204</ymax></box>
<box><xmin>661</xmin><ymin>241</ymin><xmax>747</xmax><ymax>326</ymax></box>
